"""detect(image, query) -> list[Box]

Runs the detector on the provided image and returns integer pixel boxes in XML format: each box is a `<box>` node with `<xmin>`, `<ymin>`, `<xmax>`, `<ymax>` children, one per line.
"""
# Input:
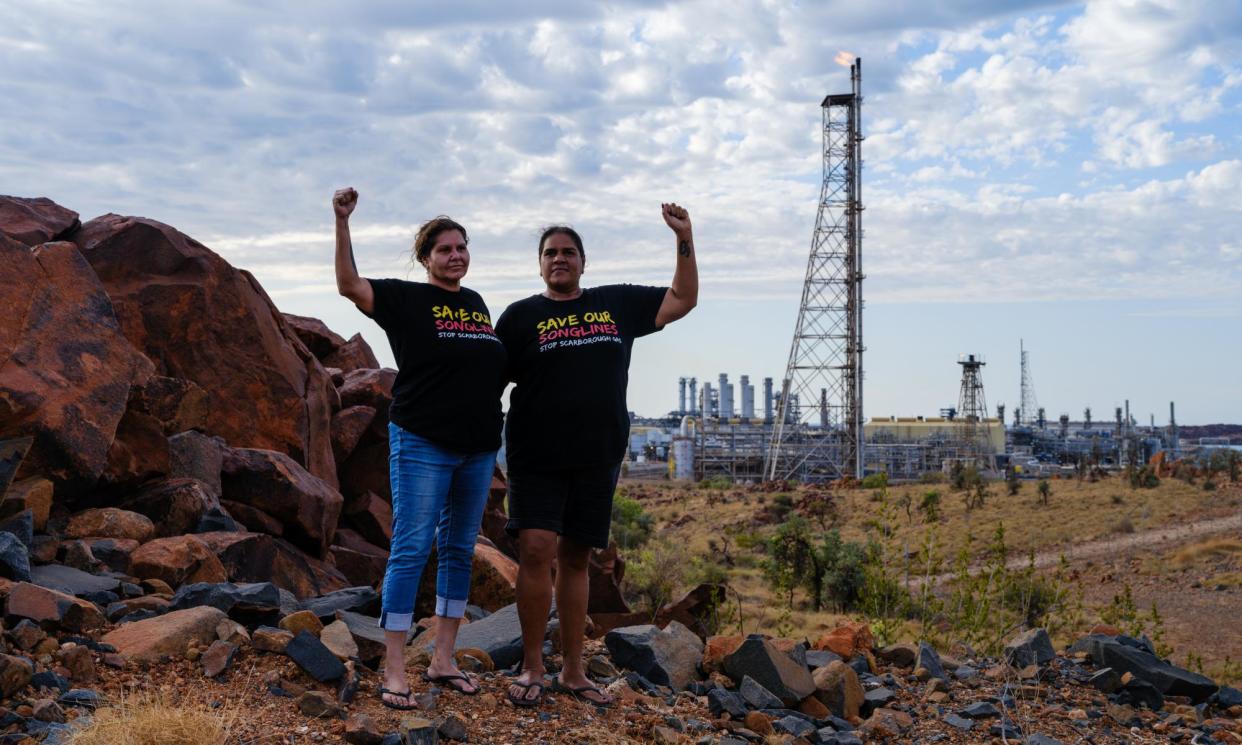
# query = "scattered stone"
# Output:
<box><xmin>604</xmin><ymin>621</ymin><xmax>704</xmax><ymax>691</ymax></box>
<box><xmin>280</xmin><ymin>610</ymin><xmax>325</xmax><ymax>636</ymax></box>
<box><xmin>216</xmin><ymin>618</ymin><xmax>250</xmax><ymax>645</ymax></box>
<box><xmin>1005</xmin><ymin>628</ymin><xmax>1055</xmax><ymax>668</ymax></box>
<box><xmin>58</xmin><ymin>688</ymin><xmax>104</xmax><ymax>709</ymax></box>
<box><xmin>991</xmin><ymin>720</ymin><xmax>1023</xmax><ymax>738</ymax></box>
<box><xmin>743</xmin><ymin>710</ymin><xmax>772</xmax><ymax>735</ymax></box>
<box><xmin>1090</xmin><ymin>667</ymin><xmax>1121</xmax><ymax>694</ymax></box>
<box><xmin>875</xmin><ymin>643</ymin><xmax>917</xmax><ymax>668</ymax></box>
<box><xmin>959</xmin><ymin>701</ymin><xmax>1001</xmax><ymax>719</ymax></box>
<box><xmin>320</xmin><ymin>620</ymin><xmax>359</xmax><ymax>660</ymax></box>
<box><xmin>815</xmin><ymin>621</ymin><xmax>874</xmax><ymax>659</ymax></box>
<box><xmin>6</xmin><ymin>618</ymin><xmax>47</xmax><ymax>650</ymax></box>
<box><xmin>202</xmin><ymin>640</ymin><xmax>238</xmax><ymax>677</ymax></box>
<box><xmin>252</xmin><ymin>626</ymin><xmax>295</xmax><ymax>653</ymax></box>
<box><xmin>437</xmin><ymin>713</ymin><xmax>468</xmax><ymax>742</ymax></box>
<box><xmin>773</xmin><ymin>713</ymin><xmax>816</xmax><ymax>738</ymax></box>
<box><xmin>32</xmin><ymin>698</ymin><xmax>66</xmax><ymax>723</ymax></box>
<box><xmin>64</xmin><ymin>508</ymin><xmax>155</xmax><ymax>543</ymax></box>
<box><xmin>344</xmin><ymin>713</ymin><xmax>383</xmax><ymax>745</ymax></box>
<box><xmin>302</xmin><ymin>587</ymin><xmax>382</xmax><ymax>620</ymax></box>
<box><xmin>285</xmin><ymin>630</ymin><xmax>346</xmax><ymax>682</ymax></box>
<box><xmin>416</xmin><ymin>602</ymin><xmax>525</xmax><ymax>670</ymax></box>
<box><xmin>1025</xmin><ymin>735</ymin><xmax>1064</xmax><ymax>745</ymax></box>
<box><xmin>297</xmin><ymin>690</ymin><xmax>342</xmax><ymax>718</ymax></box>
<box><xmin>944</xmin><ymin>712</ymin><xmax>974</xmax><ymax>731</ymax></box>
<box><xmin>0</xmin><ymin>510</ymin><xmax>34</xmax><ymax>547</ymax></box>
<box><xmin>812</xmin><ymin>660</ymin><xmax>865</xmax><ymax>719</ymax></box>
<box><xmin>858</xmin><ymin>707</ymin><xmax>913</xmax><ymax>739</ymax></box>
<box><xmin>129</xmin><ymin>535</ymin><xmax>227</xmax><ymax>588</ymax></box>
<box><xmin>738</xmin><ymin>675</ymin><xmax>784</xmax><ymax>710</ymax></box>
<box><xmin>721</xmin><ymin>634</ymin><xmax>816</xmax><ymax>706</ymax></box>
<box><xmin>1069</xmin><ymin>634</ymin><xmax>1218</xmax><ymax>702</ymax></box>
<box><xmin>401</xmin><ymin>716</ymin><xmax>438</xmax><ymax>745</ymax></box>
<box><xmin>0</xmin><ymin>654</ymin><xmax>34</xmax><ymax>697</ymax></box>
<box><xmin>862</xmin><ymin>686</ymin><xmax>895</xmax><ymax>713</ymax></box>
<box><xmin>60</xmin><ymin>645</ymin><xmax>96</xmax><ymax>683</ymax></box>
<box><xmin>100</xmin><ymin>606</ymin><xmax>226</xmax><ymax>663</ymax></box>
<box><xmin>916</xmin><ymin>641</ymin><xmax>948</xmax><ymax>681</ymax></box>
<box><xmin>707</xmin><ymin>688</ymin><xmax>748</xmax><ymax>719</ymax></box>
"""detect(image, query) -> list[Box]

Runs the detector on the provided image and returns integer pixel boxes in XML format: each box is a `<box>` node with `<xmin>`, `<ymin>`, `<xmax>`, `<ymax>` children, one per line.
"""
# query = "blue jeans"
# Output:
<box><xmin>380</xmin><ymin>422</ymin><xmax>496</xmax><ymax>632</ymax></box>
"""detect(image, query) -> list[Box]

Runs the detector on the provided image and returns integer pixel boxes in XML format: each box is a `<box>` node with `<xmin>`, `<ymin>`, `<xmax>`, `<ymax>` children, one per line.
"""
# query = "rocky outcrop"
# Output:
<box><xmin>221</xmin><ymin>447</ymin><xmax>343</xmax><ymax>557</ymax></box>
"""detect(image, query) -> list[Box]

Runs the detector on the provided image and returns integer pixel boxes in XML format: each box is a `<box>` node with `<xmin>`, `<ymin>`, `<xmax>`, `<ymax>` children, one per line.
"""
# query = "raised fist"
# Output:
<box><xmin>661</xmin><ymin>202</ymin><xmax>691</xmax><ymax>235</ymax></box>
<box><xmin>333</xmin><ymin>187</ymin><xmax>358</xmax><ymax>219</ymax></box>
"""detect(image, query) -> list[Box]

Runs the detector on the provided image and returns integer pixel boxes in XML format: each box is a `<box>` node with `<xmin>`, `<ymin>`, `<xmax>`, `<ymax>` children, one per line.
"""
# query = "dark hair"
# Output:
<box><xmin>537</xmin><ymin>225</ymin><xmax>585</xmax><ymax>260</ymax></box>
<box><xmin>413</xmin><ymin>216</ymin><xmax>468</xmax><ymax>266</ymax></box>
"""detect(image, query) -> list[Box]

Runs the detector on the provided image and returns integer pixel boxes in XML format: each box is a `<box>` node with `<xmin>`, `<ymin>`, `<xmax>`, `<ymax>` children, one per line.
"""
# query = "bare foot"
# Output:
<box><xmin>556</xmin><ymin>672</ymin><xmax>613</xmax><ymax>706</ymax></box>
<box><xmin>425</xmin><ymin>661</ymin><xmax>479</xmax><ymax>694</ymax></box>
<box><xmin>381</xmin><ymin>668</ymin><xmax>415</xmax><ymax>708</ymax></box>
<box><xmin>507</xmin><ymin>668</ymin><xmax>546</xmax><ymax>706</ymax></box>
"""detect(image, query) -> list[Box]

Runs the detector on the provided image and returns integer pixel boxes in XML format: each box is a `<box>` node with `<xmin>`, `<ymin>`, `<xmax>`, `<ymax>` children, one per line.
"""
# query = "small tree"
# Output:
<box><xmin>1037</xmin><ymin>479</ymin><xmax>1051</xmax><ymax>505</ymax></box>
<box><xmin>919</xmin><ymin>490</ymin><xmax>942</xmax><ymax>523</ymax></box>
<box><xmin>1005</xmin><ymin>467</ymin><xmax>1021</xmax><ymax>496</ymax></box>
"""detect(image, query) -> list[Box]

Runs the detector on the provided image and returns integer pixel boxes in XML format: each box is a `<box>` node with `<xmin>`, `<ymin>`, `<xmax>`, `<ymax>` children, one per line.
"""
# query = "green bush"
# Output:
<box><xmin>698</xmin><ymin>475</ymin><xmax>733</xmax><ymax>490</ymax></box>
<box><xmin>611</xmin><ymin>493</ymin><xmax>654</xmax><ymax>550</ymax></box>
<box><xmin>624</xmin><ymin>537</ymin><xmax>688</xmax><ymax>615</ymax></box>
<box><xmin>861</xmin><ymin>472</ymin><xmax>889</xmax><ymax>489</ymax></box>
<box><xmin>919</xmin><ymin>471</ymin><xmax>948</xmax><ymax>484</ymax></box>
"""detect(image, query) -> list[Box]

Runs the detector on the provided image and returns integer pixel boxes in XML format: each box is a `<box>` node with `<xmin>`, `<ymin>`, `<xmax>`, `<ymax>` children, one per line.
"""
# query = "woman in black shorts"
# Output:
<box><xmin>496</xmin><ymin>203</ymin><xmax>698</xmax><ymax>707</ymax></box>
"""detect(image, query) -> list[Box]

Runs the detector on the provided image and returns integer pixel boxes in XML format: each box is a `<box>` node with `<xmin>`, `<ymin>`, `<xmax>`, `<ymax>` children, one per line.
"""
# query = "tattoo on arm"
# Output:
<box><xmin>678</xmin><ymin>239</ymin><xmax>692</xmax><ymax>258</ymax></box>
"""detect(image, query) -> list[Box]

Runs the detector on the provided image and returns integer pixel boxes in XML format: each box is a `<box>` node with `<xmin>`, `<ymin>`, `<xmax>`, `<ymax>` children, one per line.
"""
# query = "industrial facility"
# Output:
<box><xmin>626</xmin><ymin>57</ymin><xmax>1197</xmax><ymax>484</ymax></box>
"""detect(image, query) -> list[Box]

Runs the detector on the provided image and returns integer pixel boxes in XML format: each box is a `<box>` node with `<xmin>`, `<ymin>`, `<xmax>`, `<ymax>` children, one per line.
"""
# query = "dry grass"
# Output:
<box><xmin>1170</xmin><ymin>537</ymin><xmax>1242</xmax><ymax>568</ymax></box>
<box><xmin>623</xmin><ymin>474</ymin><xmax>1239</xmax><ymax>638</ymax></box>
<box><xmin>64</xmin><ymin>695</ymin><xmax>233</xmax><ymax>745</ymax></box>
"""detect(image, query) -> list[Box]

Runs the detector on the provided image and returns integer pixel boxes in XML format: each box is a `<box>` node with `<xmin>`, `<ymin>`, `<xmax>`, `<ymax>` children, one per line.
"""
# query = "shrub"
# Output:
<box><xmin>919</xmin><ymin>490</ymin><xmax>941</xmax><ymax>523</ymax></box>
<box><xmin>625</xmin><ymin>537</ymin><xmax>689</xmax><ymax>615</ymax></box>
<box><xmin>611</xmin><ymin>493</ymin><xmax>654</xmax><ymax>549</ymax></box>
<box><xmin>699</xmin><ymin>475</ymin><xmax>733</xmax><ymax>490</ymax></box>
<box><xmin>861</xmin><ymin>472</ymin><xmax>888</xmax><ymax>489</ymax></box>
<box><xmin>919</xmin><ymin>471</ymin><xmax>947</xmax><ymax>484</ymax></box>
<box><xmin>1037</xmin><ymin>479</ymin><xmax>1051</xmax><ymax>505</ymax></box>
<box><xmin>1006</xmin><ymin>467</ymin><xmax>1021</xmax><ymax>496</ymax></box>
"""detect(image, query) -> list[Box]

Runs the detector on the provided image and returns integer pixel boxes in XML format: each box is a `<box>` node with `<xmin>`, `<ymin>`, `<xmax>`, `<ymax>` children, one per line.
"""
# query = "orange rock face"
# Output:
<box><xmin>64</xmin><ymin>508</ymin><xmax>156</xmax><ymax>543</ymax></box>
<box><xmin>0</xmin><ymin>236</ymin><xmax>153</xmax><ymax>497</ymax></box>
<box><xmin>128</xmin><ymin>535</ymin><xmax>227</xmax><ymax>588</ymax></box>
<box><xmin>702</xmin><ymin>635</ymin><xmax>745</xmax><ymax>674</ymax></box>
<box><xmin>221</xmin><ymin>447</ymin><xmax>343</xmax><ymax>558</ymax></box>
<box><xmin>195</xmin><ymin>531</ymin><xmax>331</xmax><ymax>599</ymax></box>
<box><xmin>71</xmin><ymin>214</ymin><xmax>338</xmax><ymax>489</ymax></box>
<box><xmin>814</xmin><ymin>621</ymin><xmax>874</xmax><ymax>659</ymax></box>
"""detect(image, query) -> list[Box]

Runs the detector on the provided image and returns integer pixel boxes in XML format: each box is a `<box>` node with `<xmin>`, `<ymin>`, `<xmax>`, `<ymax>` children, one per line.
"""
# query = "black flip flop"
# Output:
<box><xmin>422</xmin><ymin>671</ymin><xmax>480</xmax><ymax>696</ymax></box>
<box><xmin>506</xmin><ymin>679</ymin><xmax>545</xmax><ymax>708</ymax></box>
<box><xmin>551</xmin><ymin>678</ymin><xmax>614</xmax><ymax>708</ymax></box>
<box><xmin>378</xmin><ymin>686</ymin><xmax>418</xmax><ymax>711</ymax></box>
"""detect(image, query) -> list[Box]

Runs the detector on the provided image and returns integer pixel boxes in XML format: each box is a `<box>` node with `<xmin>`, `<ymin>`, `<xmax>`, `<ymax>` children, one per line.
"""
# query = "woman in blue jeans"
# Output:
<box><xmin>332</xmin><ymin>187</ymin><xmax>506</xmax><ymax>709</ymax></box>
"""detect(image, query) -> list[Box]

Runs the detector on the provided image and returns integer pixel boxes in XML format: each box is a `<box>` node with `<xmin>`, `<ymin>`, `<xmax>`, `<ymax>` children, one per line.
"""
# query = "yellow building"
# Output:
<box><xmin>864</xmin><ymin>416</ymin><xmax>1006</xmax><ymax>455</ymax></box>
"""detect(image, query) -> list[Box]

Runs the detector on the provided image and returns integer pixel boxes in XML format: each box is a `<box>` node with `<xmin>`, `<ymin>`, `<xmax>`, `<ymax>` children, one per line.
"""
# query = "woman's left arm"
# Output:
<box><xmin>655</xmin><ymin>202</ymin><xmax>698</xmax><ymax>327</ymax></box>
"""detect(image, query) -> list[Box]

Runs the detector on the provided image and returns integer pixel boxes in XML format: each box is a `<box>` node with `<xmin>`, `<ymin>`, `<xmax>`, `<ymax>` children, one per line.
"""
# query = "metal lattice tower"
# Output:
<box><xmin>1019</xmin><ymin>339</ymin><xmax>1039</xmax><ymax>426</ymax></box>
<box><xmin>766</xmin><ymin>58</ymin><xmax>864</xmax><ymax>482</ymax></box>
<box><xmin>957</xmin><ymin>354</ymin><xmax>994</xmax><ymax>469</ymax></box>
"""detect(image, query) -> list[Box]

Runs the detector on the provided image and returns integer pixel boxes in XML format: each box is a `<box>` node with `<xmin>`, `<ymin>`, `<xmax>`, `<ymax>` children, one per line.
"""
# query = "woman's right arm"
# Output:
<box><xmin>333</xmin><ymin>187</ymin><xmax>374</xmax><ymax>315</ymax></box>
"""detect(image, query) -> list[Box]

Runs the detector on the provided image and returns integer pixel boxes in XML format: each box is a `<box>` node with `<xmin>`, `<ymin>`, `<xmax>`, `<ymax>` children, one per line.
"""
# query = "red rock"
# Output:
<box><xmin>221</xmin><ymin>447</ymin><xmax>343</xmax><ymax>557</ymax></box>
<box><xmin>278</xmin><ymin>610</ymin><xmax>323</xmax><ymax>636</ymax></box>
<box><xmin>64</xmin><ymin>508</ymin><xmax>155</xmax><ymax>542</ymax></box>
<box><xmin>859</xmin><ymin>707</ymin><xmax>913</xmax><ymax>738</ymax></box>
<box><xmin>100</xmin><ymin>606</ymin><xmax>226</xmax><ymax>663</ymax></box>
<box><xmin>4</xmin><ymin>582</ymin><xmax>106</xmax><ymax>632</ymax></box>
<box><xmin>195</xmin><ymin>531</ymin><xmax>326</xmax><ymax>599</ymax></box>
<box><xmin>282</xmin><ymin>314</ymin><xmax>346</xmax><ymax>361</ymax></box>
<box><xmin>336</xmin><ymin>368</ymin><xmax>395</xmax><ymax>414</ymax></box>
<box><xmin>322</xmin><ymin>334</ymin><xmax>379</xmax><ymax>373</ymax></box>
<box><xmin>128</xmin><ymin>376</ymin><xmax>210</xmax><ymax>435</ymax></box>
<box><xmin>121</xmin><ymin>478</ymin><xmax>220</xmax><ymax>537</ymax></box>
<box><xmin>167</xmin><ymin>431</ymin><xmax>224</xmax><ymax>496</ymax></box>
<box><xmin>471</xmin><ymin>543</ymin><xmax>518</xmax><ymax>612</ymax></box>
<box><xmin>201</xmin><ymin>640</ymin><xmax>237</xmax><ymax>678</ymax></box>
<box><xmin>221</xmin><ymin>499</ymin><xmax>284</xmax><ymax>536</ymax></box>
<box><xmin>0</xmin><ymin>654</ymin><xmax>33</xmax><ymax>697</ymax></box>
<box><xmin>479</xmin><ymin>467</ymin><xmax>516</xmax><ymax>557</ymax></box>
<box><xmin>0</xmin><ymin>238</ymin><xmax>153</xmax><ymax>498</ymax></box>
<box><xmin>0</xmin><ymin>196</ymin><xmax>80</xmax><ymax>246</ymax></box>
<box><xmin>304</xmin><ymin>553</ymin><xmax>350</xmax><ymax>595</ymax></box>
<box><xmin>702</xmin><ymin>635</ymin><xmax>745</xmax><ymax>674</ymax></box>
<box><xmin>344</xmin><ymin>712</ymin><xmax>383</xmax><ymax>745</ymax></box>
<box><xmin>331</xmin><ymin>406</ymin><xmax>377</xmax><ymax>465</ymax></box>
<box><xmin>0</xmin><ymin>477</ymin><xmax>53</xmax><ymax>530</ymax></box>
<box><xmin>329</xmin><ymin>544</ymin><xmax>386</xmax><ymax>588</ymax></box>
<box><xmin>813</xmin><ymin>660</ymin><xmax>864</xmax><ymax>719</ymax></box>
<box><xmin>71</xmin><ymin>214</ymin><xmax>338</xmax><ymax>488</ymax></box>
<box><xmin>99</xmin><ymin>405</ymin><xmax>169</xmax><ymax>492</ymax></box>
<box><xmin>814</xmin><ymin>621</ymin><xmax>874</xmax><ymax>659</ymax></box>
<box><xmin>338</xmin><ymin>436</ymin><xmax>391</xmax><ymax>504</ymax></box>
<box><xmin>342</xmin><ymin>490</ymin><xmax>392</xmax><ymax>549</ymax></box>
<box><xmin>57</xmin><ymin>540</ymin><xmax>105</xmax><ymax>573</ymax></box>
<box><xmin>587</xmin><ymin>543</ymin><xmax>630</xmax><ymax>614</ymax></box>
<box><xmin>655</xmin><ymin>583</ymin><xmax>727</xmax><ymax>639</ymax></box>
<box><xmin>59</xmin><ymin>645</ymin><xmax>96</xmax><ymax>683</ymax></box>
<box><xmin>128</xmin><ymin>535</ymin><xmax>227</xmax><ymax>588</ymax></box>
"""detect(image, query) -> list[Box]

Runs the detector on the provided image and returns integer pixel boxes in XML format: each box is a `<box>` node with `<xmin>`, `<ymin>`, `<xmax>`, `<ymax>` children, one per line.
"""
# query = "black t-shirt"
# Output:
<box><xmin>497</xmin><ymin>284</ymin><xmax>668</xmax><ymax>471</ymax></box>
<box><xmin>362</xmin><ymin>279</ymin><xmax>506</xmax><ymax>453</ymax></box>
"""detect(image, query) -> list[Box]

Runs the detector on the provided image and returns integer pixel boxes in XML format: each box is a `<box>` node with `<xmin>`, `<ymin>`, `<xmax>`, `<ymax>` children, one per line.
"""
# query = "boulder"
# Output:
<box><xmin>71</xmin><ymin>214</ymin><xmax>338</xmax><ymax>487</ymax></box>
<box><xmin>0</xmin><ymin>532</ymin><xmax>31</xmax><ymax>581</ymax></box>
<box><xmin>98</xmin><ymin>403</ymin><xmax>169</xmax><ymax>493</ymax></box>
<box><xmin>875</xmin><ymin>643</ymin><xmax>918</xmax><ymax>668</ymax></box>
<box><xmin>336</xmin><ymin>368</ymin><xmax>396</xmax><ymax>416</ymax></box>
<box><xmin>167</xmin><ymin>431</ymin><xmax>224</xmax><ymax>497</ymax></box>
<box><xmin>0</xmin><ymin>477</ymin><xmax>53</xmax><ymax>531</ymax></box>
<box><xmin>916</xmin><ymin>641</ymin><xmax>948</xmax><ymax>681</ymax></box>
<box><xmin>168</xmin><ymin>581</ymin><xmax>283</xmax><ymax>624</ymax></box>
<box><xmin>1005</xmin><ymin>628</ymin><xmax>1055</xmax><ymax>668</ymax></box>
<box><xmin>341</xmin><ymin>489</ymin><xmax>391</xmax><ymax>548</ymax></box>
<box><xmin>128</xmin><ymin>535</ymin><xmax>227</xmax><ymax>588</ymax></box>
<box><xmin>282</xmin><ymin>314</ymin><xmax>346</xmax><ymax>361</ymax></box>
<box><xmin>338</xmin><ymin>436</ymin><xmax>391</xmax><ymax>504</ymax></box>
<box><xmin>1069</xmin><ymin>634</ymin><xmax>1218</xmax><ymax>703</ymax></box>
<box><xmin>587</xmin><ymin>543</ymin><xmax>629</xmax><ymax>615</ymax></box>
<box><xmin>201</xmin><ymin>640</ymin><xmax>238</xmax><ymax>677</ymax></box>
<box><xmin>5</xmin><ymin>582</ymin><xmax>106</xmax><ymax>632</ymax></box>
<box><xmin>604</xmin><ymin>621</ymin><xmax>705</xmax><ymax>691</ymax></box>
<box><xmin>252</xmin><ymin>626</ymin><xmax>295</xmax><ymax>653</ymax></box>
<box><xmin>0</xmin><ymin>653</ymin><xmax>34</xmax><ymax>698</ymax></box>
<box><xmin>64</xmin><ymin>508</ymin><xmax>155</xmax><ymax>543</ymax></box>
<box><xmin>100</xmin><ymin>606</ymin><xmax>226</xmax><ymax>663</ymax></box>
<box><xmin>738</xmin><ymin>675</ymin><xmax>784</xmax><ymax>709</ymax></box>
<box><xmin>279</xmin><ymin>609</ymin><xmax>324</xmax><ymax>636</ymax></box>
<box><xmin>654</xmin><ymin>583</ymin><xmax>727</xmax><ymax>640</ymax></box>
<box><xmin>0</xmin><ymin>238</ymin><xmax>153</xmax><ymax>498</ymax></box>
<box><xmin>416</xmin><ymin>602</ymin><xmax>527</xmax><ymax>670</ymax></box>
<box><xmin>195</xmin><ymin>531</ymin><xmax>326</xmax><ymax>599</ymax></box>
<box><xmin>221</xmin><ymin>447</ymin><xmax>343</xmax><ymax>557</ymax></box>
<box><xmin>0</xmin><ymin>196</ymin><xmax>80</xmax><ymax>245</ymax></box>
<box><xmin>722</xmin><ymin>635</ymin><xmax>816</xmax><ymax>707</ymax></box>
<box><xmin>59</xmin><ymin>537</ymin><xmax>138</xmax><ymax>574</ymax></box>
<box><xmin>332</xmin><ymin>407</ymin><xmax>377</xmax><ymax>466</ymax></box>
<box><xmin>0</xmin><ymin>437</ymin><xmax>33</xmax><ymax>499</ymax></box>
<box><xmin>815</xmin><ymin>622</ymin><xmax>874</xmax><ymax>660</ymax></box>
<box><xmin>29</xmin><ymin>564</ymin><xmax>120</xmax><ymax>596</ymax></box>
<box><xmin>329</xmin><ymin>545</ymin><xmax>386</xmax><ymax>588</ymax></box>
<box><xmin>479</xmin><ymin>469</ymin><xmax>515</xmax><ymax>557</ymax></box>
<box><xmin>302</xmin><ymin>587</ymin><xmax>382</xmax><ymax>620</ymax></box>
<box><xmin>332</xmin><ymin>610</ymin><xmax>389</xmax><ymax>665</ymax></box>
<box><xmin>322</xmin><ymin>334</ymin><xmax>379</xmax><ymax>374</ymax></box>
<box><xmin>812</xmin><ymin>660</ymin><xmax>864</xmax><ymax>719</ymax></box>
<box><xmin>702</xmin><ymin>635</ymin><xmax>744</xmax><ymax>674</ymax></box>
<box><xmin>0</xmin><ymin>509</ymin><xmax>34</xmax><ymax>548</ymax></box>
<box><xmin>221</xmin><ymin>500</ymin><xmax>284</xmax><ymax>536</ymax></box>
<box><xmin>120</xmin><ymin>478</ymin><xmax>220</xmax><ymax>537</ymax></box>
<box><xmin>858</xmin><ymin>708</ymin><xmax>913</xmax><ymax>739</ymax></box>
<box><xmin>320</xmin><ymin>620</ymin><xmax>360</xmax><ymax>660</ymax></box>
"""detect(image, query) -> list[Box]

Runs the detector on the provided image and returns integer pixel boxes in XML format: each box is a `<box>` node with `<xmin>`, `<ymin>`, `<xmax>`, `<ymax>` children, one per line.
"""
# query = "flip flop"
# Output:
<box><xmin>378</xmin><ymin>686</ymin><xmax>418</xmax><ymax>711</ymax></box>
<box><xmin>505</xmin><ymin>679</ymin><xmax>545</xmax><ymax>708</ymax></box>
<box><xmin>421</xmin><ymin>671</ymin><xmax>480</xmax><ymax>696</ymax></box>
<box><xmin>551</xmin><ymin>678</ymin><xmax>614</xmax><ymax>708</ymax></box>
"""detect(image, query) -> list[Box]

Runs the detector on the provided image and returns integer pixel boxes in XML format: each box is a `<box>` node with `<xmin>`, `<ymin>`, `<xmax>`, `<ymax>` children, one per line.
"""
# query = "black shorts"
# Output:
<box><xmin>504</xmin><ymin>463</ymin><xmax>622</xmax><ymax>549</ymax></box>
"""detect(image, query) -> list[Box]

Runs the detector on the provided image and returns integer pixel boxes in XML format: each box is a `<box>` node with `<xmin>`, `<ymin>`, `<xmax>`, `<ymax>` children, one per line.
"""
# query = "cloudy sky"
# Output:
<box><xmin>3</xmin><ymin>0</ymin><xmax>1239</xmax><ymax>424</ymax></box>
